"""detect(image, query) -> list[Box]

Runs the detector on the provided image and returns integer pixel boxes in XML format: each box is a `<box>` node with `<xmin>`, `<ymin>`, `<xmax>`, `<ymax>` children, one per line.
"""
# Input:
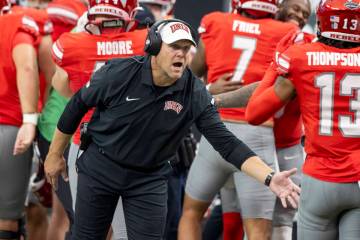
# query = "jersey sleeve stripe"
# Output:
<box><xmin>277</xmin><ymin>54</ymin><xmax>290</xmax><ymax>74</ymax></box>
<box><xmin>47</xmin><ymin>7</ymin><xmax>79</xmax><ymax>23</ymax></box>
<box><xmin>52</xmin><ymin>41</ymin><xmax>64</xmax><ymax>61</ymax></box>
<box><xmin>21</xmin><ymin>16</ymin><xmax>40</xmax><ymax>33</ymax></box>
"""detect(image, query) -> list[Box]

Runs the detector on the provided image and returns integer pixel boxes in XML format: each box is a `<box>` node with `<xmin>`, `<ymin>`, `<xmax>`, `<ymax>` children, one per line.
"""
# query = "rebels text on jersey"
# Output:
<box><xmin>277</xmin><ymin>42</ymin><xmax>360</xmax><ymax>182</ymax></box>
<box><xmin>199</xmin><ymin>11</ymin><xmax>297</xmax><ymax>122</ymax></box>
<box><xmin>52</xmin><ymin>30</ymin><xmax>147</xmax><ymax>144</ymax></box>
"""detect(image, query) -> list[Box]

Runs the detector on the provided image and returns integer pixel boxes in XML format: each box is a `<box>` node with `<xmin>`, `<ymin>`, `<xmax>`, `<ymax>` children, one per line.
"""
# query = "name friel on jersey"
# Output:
<box><xmin>232</xmin><ymin>20</ymin><xmax>261</xmax><ymax>35</ymax></box>
<box><xmin>97</xmin><ymin>40</ymin><xmax>134</xmax><ymax>56</ymax></box>
<box><xmin>306</xmin><ymin>52</ymin><xmax>360</xmax><ymax>67</ymax></box>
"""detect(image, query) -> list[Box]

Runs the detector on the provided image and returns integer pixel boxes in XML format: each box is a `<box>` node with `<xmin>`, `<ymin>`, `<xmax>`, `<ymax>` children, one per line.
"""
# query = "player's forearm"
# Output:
<box><xmin>215</xmin><ymin>82</ymin><xmax>258</xmax><ymax>108</ymax></box>
<box><xmin>52</xmin><ymin>65</ymin><xmax>73</xmax><ymax>98</ymax></box>
<box><xmin>241</xmin><ymin>156</ymin><xmax>274</xmax><ymax>184</ymax></box>
<box><xmin>39</xmin><ymin>36</ymin><xmax>56</xmax><ymax>101</ymax></box>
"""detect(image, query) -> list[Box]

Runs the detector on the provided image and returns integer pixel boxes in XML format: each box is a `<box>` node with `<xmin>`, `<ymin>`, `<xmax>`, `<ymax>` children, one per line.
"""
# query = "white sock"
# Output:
<box><xmin>272</xmin><ymin>226</ymin><xmax>292</xmax><ymax>240</ymax></box>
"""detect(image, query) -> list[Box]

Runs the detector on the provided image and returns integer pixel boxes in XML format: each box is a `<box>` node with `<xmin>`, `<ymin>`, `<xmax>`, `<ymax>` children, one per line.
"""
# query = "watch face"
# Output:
<box><xmin>265</xmin><ymin>171</ymin><xmax>275</xmax><ymax>186</ymax></box>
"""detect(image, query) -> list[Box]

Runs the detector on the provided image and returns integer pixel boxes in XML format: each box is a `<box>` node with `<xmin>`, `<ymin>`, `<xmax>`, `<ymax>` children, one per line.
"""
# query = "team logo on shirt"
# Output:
<box><xmin>164</xmin><ymin>101</ymin><xmax>183</xmax><ymax>114</ymax></box>
<box><xmin>344</xmin><ymin>0</ymin><xmax>359</xmax><ymax>10</ymax></box>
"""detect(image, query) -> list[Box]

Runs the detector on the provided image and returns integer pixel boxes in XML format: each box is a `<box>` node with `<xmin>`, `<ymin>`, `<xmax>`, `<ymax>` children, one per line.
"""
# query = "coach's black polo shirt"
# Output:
<box><xmin>58</xmin><ymin>55</ymin><xmax>256</xmax><ymax>178</ymax></box>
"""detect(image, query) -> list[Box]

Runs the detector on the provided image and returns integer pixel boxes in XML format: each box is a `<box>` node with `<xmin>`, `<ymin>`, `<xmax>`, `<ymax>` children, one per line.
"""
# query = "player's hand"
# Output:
<box><xmin>44</xmin><ymin>152</ymin><xmax>68</xmax><ymax>190</ymax></box>
<box><xmin>13</xmin><ymin>123</ymin><xmax>36</xmax><ymax>155</ymax></box>
<box><xmin>208</xmin><ymin>73</ymin><xmax>242</xmax><ymax>95</ymax></box>
<box><xmin>269</xmin><ymin>168</ymin><xmax>301</xmax><ymax>209</ymax></box>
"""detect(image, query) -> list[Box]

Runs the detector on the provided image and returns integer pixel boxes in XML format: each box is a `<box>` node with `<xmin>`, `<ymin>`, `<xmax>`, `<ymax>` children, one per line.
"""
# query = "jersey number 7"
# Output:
<box><xmin>232</xmin><ymin>36</ymin><xmax>257</xmax><ymax>82</ymax></box>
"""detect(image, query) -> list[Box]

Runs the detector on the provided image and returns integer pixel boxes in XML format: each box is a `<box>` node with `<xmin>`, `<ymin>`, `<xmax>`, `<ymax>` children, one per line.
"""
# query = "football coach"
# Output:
<box><xmin>45</xmin><ymin>19</ymin><xmax>300</xmax><ymax>240</ymax></box>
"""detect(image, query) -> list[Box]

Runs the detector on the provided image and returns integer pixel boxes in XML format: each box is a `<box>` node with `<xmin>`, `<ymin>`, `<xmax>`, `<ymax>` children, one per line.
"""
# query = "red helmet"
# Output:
<box><xmin>0</xmin><ymin>0</ymin><xmax>10</xmax><ymax>14</ymax></box>
<box><xmin>88</xmin><ymin>0</ymin><xmax>139</xmax><ymax>22</ymax></box>
<box><xmin>232</xmin><ymin>0</ymin><xmax>278</xmax><ymax>17</ymax></box>
<box><xmin>317</xmin><ymin>0</ymin><xmax>360</xmax><ymax>43</ymax></box>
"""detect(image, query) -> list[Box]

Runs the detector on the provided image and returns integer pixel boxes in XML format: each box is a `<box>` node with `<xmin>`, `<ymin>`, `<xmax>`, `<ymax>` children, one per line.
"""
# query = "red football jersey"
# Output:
<box><xmin>47</xmin><ymin>0</ymin><xmax>87</xmax><ymax>41</ymax></box>
<box><xmin>273</xmin><ymin>31</ymin><xmax>315</xmax><ymax>148</ymax></box>
<box><xmin>254</xmin><ymin>64</ymin><xmax>303</xmax><ymax>148</ymax></box>
<box><xmin>199</xmin><ymin>11</ymin><xmax>297</xmax><ymax>122</ymax></box>
<box><xmin>12</xmin><ymin>6</ymin><xmax>53</xmax><ymax>37</ymax></box>
<box><xmin>11</xmin><ymin>6</ymin><xmax>53</xmax><ymax>111</ymax></box>
<box><xmin>0</xmin><ymin>13</ymin><xmax>39</xmax><ymax>127</ymax></box>
<box><xmin>52</xmin><ymin>30</ymin><xmax>147</xmax><ymax>144</ymax></box>
<box><xmin>277</xmin><ymin>42</ymin><xmax>360</xmax><ymax>182</ymax></box>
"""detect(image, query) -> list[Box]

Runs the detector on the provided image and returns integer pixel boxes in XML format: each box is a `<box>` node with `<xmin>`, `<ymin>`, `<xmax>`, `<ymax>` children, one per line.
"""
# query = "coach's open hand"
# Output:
<box><xmin>269</xmin><ymin>168</ymin><xmax>301</xmax><ymax>209</ymax></box>
<box><xmin>44</xmin><ymin>152</ymin><xmax>68</xmax><ymax>190</ymax></box>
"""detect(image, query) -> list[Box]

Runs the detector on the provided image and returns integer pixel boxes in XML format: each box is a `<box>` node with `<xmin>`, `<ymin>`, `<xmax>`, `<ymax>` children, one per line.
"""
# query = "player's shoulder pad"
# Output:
<box><xmin>201</xmin><ymin>11</ymin><xmax>228</xmax><ymax>25</ymax></box>
<box><xmin>19</xmin><ymin>15</ymin><xmax>40</xmax><ymax>38</ymax></box>
<box><xmin>52</xmin><ymin>32</ymin><xmax>83</xmax><ymax>63</ymax></box>
<box><xmin>27</xmin><ymin>8</ymin><xmax>53</xmax><ymax>35</ymax></box>
<box><xmin>57</xmin><ymin>31</ymin><xmax>85</xmax><ymax>47</ymax></box>
<box><xmin>199</xmin><ymin>11</ymin><xmax>227</xmax><ymax>34</ymax></box>
<box><xmin>46</xmin><ymin>2</ymin><xmax>82</xmax><ymax>25</ymax></box>
<box><xmin>268</xmin><ymin>19</ymin><xmax>298</xmax><ymax>33</ymax></box>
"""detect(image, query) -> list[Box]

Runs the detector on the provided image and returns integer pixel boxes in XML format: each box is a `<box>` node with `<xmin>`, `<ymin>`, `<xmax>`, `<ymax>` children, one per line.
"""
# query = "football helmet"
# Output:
<box><xmin>88</xmin><ymin>0</ymin><xmax>139</xmax><ymax>22</ymax></box>
<box><xmin>0</xmin><ymin>0</ymin><xmax>10</xmax><ymax>14</ymax></box>
<box><xmin>232</xmin><ymin>0</ymin><xmax>278</xmax><ymax>17</ymax></box>
<box><xmin>317</xmin><ymin>0</ymin><xmax>360</xmax><ymax>43</ymax></box>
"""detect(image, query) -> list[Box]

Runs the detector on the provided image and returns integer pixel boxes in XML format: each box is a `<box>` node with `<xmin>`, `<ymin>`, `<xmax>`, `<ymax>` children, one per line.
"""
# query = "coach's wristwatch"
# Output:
<box><xmin>264</xmin><ymin>171</ymin><xmax>275</xmax><ymax>186</ymax></box>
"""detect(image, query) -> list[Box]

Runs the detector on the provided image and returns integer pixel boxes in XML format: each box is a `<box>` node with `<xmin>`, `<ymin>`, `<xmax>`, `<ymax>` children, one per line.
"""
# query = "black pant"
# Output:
<box><xmin>71</xmin><ymin>150</ymin><xmax>169</xmax><ymax>240</ymax></box>
<box><xmin>37</xmin><ymin>130</ymin><xmax>74</xmax><ymax>238</ymax></box>
<box><xmin>164</xmin><ymin>164</ymin><xmax>187</xmax><ymax>240</ymax></box>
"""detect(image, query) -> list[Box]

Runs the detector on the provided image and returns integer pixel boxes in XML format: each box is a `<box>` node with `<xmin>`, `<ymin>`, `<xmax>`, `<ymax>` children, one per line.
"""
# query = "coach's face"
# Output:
<box><xmin>156</xmin><ymin>40</ymin><xmax>192</xmax><ymax>81</ymax></box>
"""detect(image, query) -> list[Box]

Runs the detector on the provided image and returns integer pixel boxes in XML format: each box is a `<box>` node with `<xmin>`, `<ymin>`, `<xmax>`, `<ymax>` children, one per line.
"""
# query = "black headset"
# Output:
<box><xmin>144</xmin><ymin>18</ymin><xmax>197</xmax><ymax>56</ymax></box>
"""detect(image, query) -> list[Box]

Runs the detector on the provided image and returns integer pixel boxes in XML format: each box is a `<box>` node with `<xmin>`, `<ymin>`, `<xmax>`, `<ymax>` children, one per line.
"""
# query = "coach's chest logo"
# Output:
<box><xmin>164</xmin><ymin>101</ymin><xmax>183</xmax><ymax>114</ymax></box>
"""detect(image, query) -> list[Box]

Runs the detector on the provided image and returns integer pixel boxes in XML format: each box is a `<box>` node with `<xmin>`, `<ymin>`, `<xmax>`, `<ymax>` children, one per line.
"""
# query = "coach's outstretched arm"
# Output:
<box><xmin>195</xmin><ymin>101</ymin><xmax>300</xmax><ymax>208</ymax></box>
<box><xmin>241</xmin><ymin>156</ymin><xmax>300</xmax><ymax>208</ymax></box>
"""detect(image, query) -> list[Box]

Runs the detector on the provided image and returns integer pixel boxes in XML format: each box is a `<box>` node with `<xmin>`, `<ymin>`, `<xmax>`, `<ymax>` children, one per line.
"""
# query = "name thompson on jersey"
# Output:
<box><xmin>306</xmin><ymin>52</ymin><xmax>360</xmax><ymax>67</ymax></box>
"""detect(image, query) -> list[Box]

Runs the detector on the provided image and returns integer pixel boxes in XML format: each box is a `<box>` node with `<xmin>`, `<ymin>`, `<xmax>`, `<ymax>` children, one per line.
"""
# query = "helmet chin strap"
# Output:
<box><xmin>84</xmin><ymin>22</ymin><xmax>101</xmax><ymax>35</ymax></box>
<box><xmin>85</xmin><ymin>19</ymin><xmax>128</xmax><ymax>35</ymax></box>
